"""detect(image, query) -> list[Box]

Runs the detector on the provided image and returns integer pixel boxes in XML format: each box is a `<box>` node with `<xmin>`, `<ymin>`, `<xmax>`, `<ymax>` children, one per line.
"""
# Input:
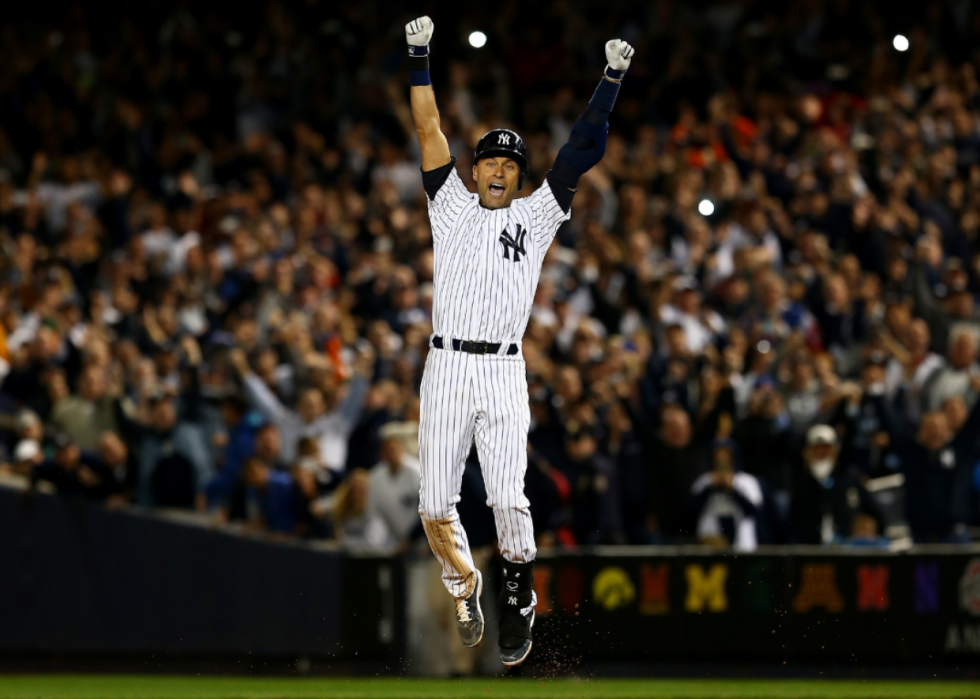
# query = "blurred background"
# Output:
<box><xmin>2</xmin><ymin>0</ymin><xmax>980</xmax><ymax>677</ymax></box>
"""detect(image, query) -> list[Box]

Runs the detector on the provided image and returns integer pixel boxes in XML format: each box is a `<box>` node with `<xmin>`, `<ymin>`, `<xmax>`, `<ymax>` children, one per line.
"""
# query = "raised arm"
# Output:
<box><xmin>406</xmin><ymin>16</ymin><xmax>451</xmax><ymax>172</ymax></box>
<box><xmin>546</xmin><ymin>40</ymin><xmax>635</xmax><ymax>213</ymax></box>
<box><xmin>229</xmin><ymin>348</ymin><xmax>292</xmax><ymax>426</ymax></box>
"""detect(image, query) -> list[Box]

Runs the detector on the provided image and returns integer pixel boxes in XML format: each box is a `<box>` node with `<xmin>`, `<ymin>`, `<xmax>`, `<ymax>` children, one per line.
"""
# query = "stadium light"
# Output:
<box><xmin>893</xmin><ymin>34</ymin><xmax>909</xmax><ymax>52</ymax></box>
<box><xmin>698</xmin><ymin>199</ymin><xmax>715</xmax><ymax>216</ymax></box>
<box><xmin>469</xmin><ymin>31</ymin><xmax>487</xmax><ymax>48</ymax></box>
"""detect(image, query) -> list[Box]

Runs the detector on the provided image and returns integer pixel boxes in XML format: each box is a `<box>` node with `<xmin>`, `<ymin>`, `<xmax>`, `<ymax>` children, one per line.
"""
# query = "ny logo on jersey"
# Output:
<box><xmin>499</xmin><ymin>224</ymin><xmax>527</xmax><ymax>262</ymax></box>
<box><xmin>498</xmin><ymin>133</ymin><xmax>511</xmax><ymax>145</ymax></box>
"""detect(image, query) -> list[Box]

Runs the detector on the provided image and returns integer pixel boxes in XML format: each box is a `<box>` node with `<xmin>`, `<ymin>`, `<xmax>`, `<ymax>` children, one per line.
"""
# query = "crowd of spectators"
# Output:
<box><xmin>2</xmin><ymin>0</ymin><xmax>980</xmax><ymax>551</ymax></box>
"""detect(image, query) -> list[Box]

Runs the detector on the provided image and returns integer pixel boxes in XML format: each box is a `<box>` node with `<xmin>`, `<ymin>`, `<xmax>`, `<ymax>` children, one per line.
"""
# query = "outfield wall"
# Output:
<box><xmin>0</xmin><ymin>486</ymin><xmax>402</xmax><ymax>664</ymax></box>
<box><xmin>3</xmin><ymin>486</ymin><xmax>980</xmax><ymax>671</ymax></box>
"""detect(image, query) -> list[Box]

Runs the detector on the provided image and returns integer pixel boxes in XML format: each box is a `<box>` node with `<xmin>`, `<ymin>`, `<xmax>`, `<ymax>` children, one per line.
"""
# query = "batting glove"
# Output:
<box><xmin>604</xmin><ymin>39</ymin><xmax>635</xmax><ymax>82</ymax></box>
<box><xmin>406</xmin><ymin>16</ymin><xmax>434</xmax><ymax>53</ymax></box>
<box><xmin>406</xmin><ymin>16</ymin><xmax>434</xmax><ymax>85</ymax></box>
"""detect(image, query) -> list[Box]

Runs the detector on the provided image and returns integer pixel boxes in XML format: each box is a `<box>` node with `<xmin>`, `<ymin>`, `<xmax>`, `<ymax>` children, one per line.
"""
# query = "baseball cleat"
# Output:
<box><xmin>498</xmin><ymin>560</ymin><xmax>536</xmax><ymax>667</ymax></box>
<box><xmin>499</xmin><ymin>608</ymin><xmax>535</xmax><ymax>667</ymax></box>
<box><xmin>455</xmin><ymin>570</ymin><xmax>485</xmax><ymax>647</ymax></box>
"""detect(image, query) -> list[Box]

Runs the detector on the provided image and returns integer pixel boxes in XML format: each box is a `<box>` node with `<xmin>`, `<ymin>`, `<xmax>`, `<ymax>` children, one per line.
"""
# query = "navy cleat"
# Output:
<box><xmin>498</xmin><ymin>560</ymin><xmax>535</xmax><ymax>667</ymax></box>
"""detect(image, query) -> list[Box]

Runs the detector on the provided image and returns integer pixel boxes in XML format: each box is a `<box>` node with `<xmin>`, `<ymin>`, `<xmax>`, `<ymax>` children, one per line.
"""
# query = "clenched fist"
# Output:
<box><xmin>604</xmin><ymin>39</ymin><xmax>635</xmax><ymax>80</ymax></box>
<box><xmin>406</xmin><ymin>16</ymin><xmax>434</xmax><ymax>48</ymax></box>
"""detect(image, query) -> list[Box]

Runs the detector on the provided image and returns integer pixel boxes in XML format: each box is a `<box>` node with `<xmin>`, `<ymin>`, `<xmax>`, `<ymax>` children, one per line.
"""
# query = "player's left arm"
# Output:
<box><xmin>545</xmin><ymin>39</ymin><xmax>635</xmax><ymax>213</ymax></box>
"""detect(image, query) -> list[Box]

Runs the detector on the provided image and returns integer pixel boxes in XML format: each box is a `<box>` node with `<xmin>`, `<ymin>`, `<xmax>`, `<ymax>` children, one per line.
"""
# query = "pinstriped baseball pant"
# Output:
<box><xmin>418</xmin><ymin>347</ymin><xmax>536</xmax><ymax>599</ymax></box>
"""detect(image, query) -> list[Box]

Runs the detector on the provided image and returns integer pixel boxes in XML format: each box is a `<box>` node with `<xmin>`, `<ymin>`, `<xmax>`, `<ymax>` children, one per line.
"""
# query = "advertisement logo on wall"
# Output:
<box><xmin>526</xmin><ymin>553</ymin><xmax>980</xmax><ymax>662</ymax></box>
<box><xmin>593</xmin><ymin>567</ymin><xmax>636</xmax><ymax>610</ymax></box>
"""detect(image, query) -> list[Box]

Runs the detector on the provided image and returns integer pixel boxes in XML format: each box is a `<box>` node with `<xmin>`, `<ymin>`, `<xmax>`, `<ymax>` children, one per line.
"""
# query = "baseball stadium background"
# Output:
<box><xmin>3</xmin><ymin>0</ymin><xmax>980</xmax><ymax>697</ymax></box>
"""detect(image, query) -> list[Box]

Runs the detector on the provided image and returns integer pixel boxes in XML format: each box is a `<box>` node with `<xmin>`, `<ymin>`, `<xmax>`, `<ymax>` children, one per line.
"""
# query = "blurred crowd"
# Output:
<box><xmin>2</xmin><ymin>0</ymin><xmax>980</xmax><ymax>551</ymax></box>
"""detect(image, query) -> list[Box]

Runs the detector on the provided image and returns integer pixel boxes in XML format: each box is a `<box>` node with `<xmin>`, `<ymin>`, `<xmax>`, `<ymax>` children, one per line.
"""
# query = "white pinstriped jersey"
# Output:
<box><xmin>426</xmin><ymin>166</ymin><xmax>571</xmax><ymax>344</ymax></box>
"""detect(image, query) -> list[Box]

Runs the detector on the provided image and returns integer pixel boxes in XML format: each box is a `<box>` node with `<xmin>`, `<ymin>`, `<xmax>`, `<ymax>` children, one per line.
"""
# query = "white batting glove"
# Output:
<box><xmin>406</xmin><ymin>16</ymin><xmax>434</xmax><ymax>50</ymax></box>
<box><xmin>604</xmin><ymin>39</ymin><xmax>635</xmax><ymax>81</ymax></box>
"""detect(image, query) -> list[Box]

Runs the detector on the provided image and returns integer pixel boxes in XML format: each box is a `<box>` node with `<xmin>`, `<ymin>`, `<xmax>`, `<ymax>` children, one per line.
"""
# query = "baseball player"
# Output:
<box><xmin>405</xmin><ymin>15</ymin><xmax>634</xmax><ymax>667</ymax></box>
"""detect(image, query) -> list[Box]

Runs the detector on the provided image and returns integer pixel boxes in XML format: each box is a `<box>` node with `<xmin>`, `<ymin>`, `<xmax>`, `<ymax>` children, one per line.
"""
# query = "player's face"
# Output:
<box><xmin>473</xmin><ymin>156</ymin><xmax>520</xmax><ymax>209</ymax></box>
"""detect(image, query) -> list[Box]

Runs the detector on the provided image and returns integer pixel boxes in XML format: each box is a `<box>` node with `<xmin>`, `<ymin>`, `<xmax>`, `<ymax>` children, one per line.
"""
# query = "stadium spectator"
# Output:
<box><xmin>364</xmin><ymin>426</ymin><xmax>422</xmax><ymax>553</ymax></box>
<box><xmin>134</xmin><ymin>340</ymin><xmax>212</xmax><ymax>507</ymax></box>
<box><xmin>910</xmin><ymin>254</ymin><xmax>980</xmax><ymax>358</ymax></box>
<box><xmin>229</xmin><ymin>346</ymin><xmax>372</xmax><ymax>470</ymax></box>
<box><xmin>204</xmin><ymin>396</ymin><xmax>260</xmax><ymax>514</ymax></box>
<box><xmin>314</xmin><ymin>430</ymin><xmax>421</xmax><ymax>552</ymax></box>
<box><xmin>733</xmin><ymin>379</ymin><xmax>796</xmax><ymax>502</ymax></box>
<box><xmin>563</xmin><ymin>419</ymin><xmax>623</xmax><ymax>546</ymax></box>
<box><xmin>96</xmin><ymin>431</ymin><xmax>135</xmax><ymax>503</ymax></box>
<box><xmin>11</xmin><ymin>437</ymin><xmax>43</xmax><ymax>478</ymax></box>
<box><xmin>32</xmin><ymin>433</ymin><xmax>108</xmax><ymax>500</ymax></box>
<box><xmin>603</xmin><ymin>399</ymin><xmax>649</xmax><ymax>544</ymax></box>
<box><xmin>3</xmin><ymin>408</ymin><xmax>44</xmax><ymax>469</ymax></box>
<box><xmin>138</xmin><ymin>396</ymin><xmax>211</xmax><ymax>508</ymax></box>
<box><xmin>881</xmin><ymin>376</ymin><xmax>980</xmax><ymax>543</ymax></box>
<box><xmin>639</xmin><ymin>395</ymin><xmax>735</xmax><ymax>542</ymax></box>
<box><xmin>790</xmin><ymin>425</ymin><xmax>883</xmax><ymax>544</ymax></box>
<box><xmin>885</xmin><ymin>318</ymin><xmax>943</xmax><ymax>423</ymax></box>
<box><xmin>330</xmin><ymin>469</ymin><xmax>387</xmax><ymax>551</ymax></box>
<box><xmin>218</xmin><ymin>425</ymin><xmax>287</xmax><ymax>527</ymax></box>
<box><xmin>923</xmin><ymin>329</ymin><xmax>980</xmax><ymax>412</ymax></box>
<box><xmin>831</xmin><ymin>359</ymin><xmax>894</xmax><ymax>478</ymax></box>
<box><xmin>50</xmin><ymin>364</ymin><xmax>124</xmax><ymax>452</ymax></box>
<box><xmin>781</xmin><ymin>352</ymin><xmax>826</xmax><ymax>438</ymax></box>
<box><xmin>690</xmin><ymin>440</ymin><xmax>765</xmax><ymax>551</ymax></box>
<box><xmin>241</xmin><ymin>456</ymin><xmax>305</xmax><ymax>536</ymax></box>
<box><xmin>523</xmin><ymin>447</ymin><xmax>567</xmax><ymax>548</ymax></box>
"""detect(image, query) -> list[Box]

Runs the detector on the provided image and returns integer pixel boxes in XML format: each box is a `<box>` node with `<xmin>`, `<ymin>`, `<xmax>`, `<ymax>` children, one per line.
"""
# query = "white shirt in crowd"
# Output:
<box><xmin>340</xmin><ymin>458</ymin><xmax>421</xmax><ymax>554</ymax></box>
<box><xmin>659</xmin><ymin>304</ymin><xmax>726</xmax><ymax>353</ymax></box>
<box><xmin>367</xmin><ymin>457</ymin><xmax>422</xmax><ymax>546</ymax></box>
<box><xmin>691</xmin><ymin>471</ymin><xmax>764</xmax><ymax>552</ymax></box>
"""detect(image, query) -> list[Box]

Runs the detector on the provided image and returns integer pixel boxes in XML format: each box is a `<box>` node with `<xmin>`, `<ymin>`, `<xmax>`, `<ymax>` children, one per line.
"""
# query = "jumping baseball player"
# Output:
<box><xmin>405</xmin><ymin>15</ymin><xmax>633</xmax><ymax>667</ymax></box>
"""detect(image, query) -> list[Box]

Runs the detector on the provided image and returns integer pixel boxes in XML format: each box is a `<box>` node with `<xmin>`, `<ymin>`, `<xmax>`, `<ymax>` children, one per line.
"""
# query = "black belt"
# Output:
<box><xmin>432</xmin><ymin>335</ymin><xmax>519</xmax><ymax>356</ymax></box>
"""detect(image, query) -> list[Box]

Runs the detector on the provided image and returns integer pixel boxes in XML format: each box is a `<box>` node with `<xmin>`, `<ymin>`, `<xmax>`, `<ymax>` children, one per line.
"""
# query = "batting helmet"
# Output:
<box><xmin>474</xmin><ymin>129</ymin><xmax>528</xmax><ymax>190</ymax></box>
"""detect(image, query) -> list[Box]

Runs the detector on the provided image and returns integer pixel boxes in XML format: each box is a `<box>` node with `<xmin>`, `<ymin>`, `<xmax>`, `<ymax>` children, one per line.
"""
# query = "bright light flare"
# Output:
<box><xmin>893</xmin><ymin>35</ymin><xmax>909</xmax><ymax>52</ymax></box>
<box><xmin>469</xmin><ymin>31</ymin><xmax>487</xmax><ymax>48</ymax></box>
<box><xmin>698</xmin><ymin>199</ymin><xmax>715</xmax><ymax>216</ymax></box>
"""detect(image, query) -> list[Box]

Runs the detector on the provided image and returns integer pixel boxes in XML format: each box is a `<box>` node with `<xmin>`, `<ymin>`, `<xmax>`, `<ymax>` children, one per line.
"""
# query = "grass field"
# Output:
<box><xmin>0</xmin><ymin>677</ymin><xmax>978</xmax><ymax>699</ymax></box>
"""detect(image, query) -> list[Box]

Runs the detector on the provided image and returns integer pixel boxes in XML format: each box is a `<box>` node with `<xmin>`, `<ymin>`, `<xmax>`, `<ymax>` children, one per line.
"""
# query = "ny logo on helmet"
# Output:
<box><xmin>499</xmin><ymin>224</ymin><xmax>527</xmax><ymax>262</ymax></box>
<box><xmin>498</xmin><ymin>133</ymin><xmax>511</xmax><ymax>145</ymax></box>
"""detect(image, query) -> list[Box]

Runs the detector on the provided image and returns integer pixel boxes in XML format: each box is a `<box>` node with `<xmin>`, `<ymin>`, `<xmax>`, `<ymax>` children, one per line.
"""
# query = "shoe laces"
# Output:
<box><xmin>456</xmin><ymin>596</ymin><xmax>472</xmax><ymax>624</ymax></box>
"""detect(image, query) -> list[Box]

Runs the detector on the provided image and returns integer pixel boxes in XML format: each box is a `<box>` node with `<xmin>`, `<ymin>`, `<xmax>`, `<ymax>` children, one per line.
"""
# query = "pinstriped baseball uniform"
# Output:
<box><xmin>418</xmin><ymin>158</ymin><xmax>570</xmax><ymax>599</ymax></box>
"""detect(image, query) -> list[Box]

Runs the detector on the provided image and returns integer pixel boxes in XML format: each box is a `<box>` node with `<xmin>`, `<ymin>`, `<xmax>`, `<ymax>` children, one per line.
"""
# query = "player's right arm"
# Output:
<box><xmin>406</xmin><ymin>16</ymin><xmax>474</xmax><ymax>238</ymax></box>
<box><xmin>406</xmin><ymin>16</ymin><xmax>450</xmax><ymax>172</ymax></box>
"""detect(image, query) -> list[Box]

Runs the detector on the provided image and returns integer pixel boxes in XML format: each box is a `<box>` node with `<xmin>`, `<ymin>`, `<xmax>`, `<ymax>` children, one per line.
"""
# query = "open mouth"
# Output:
<box><xmin>488</xmin><ymin>183</ymin><xmax>505</xmax><ymax>198</ymax></box>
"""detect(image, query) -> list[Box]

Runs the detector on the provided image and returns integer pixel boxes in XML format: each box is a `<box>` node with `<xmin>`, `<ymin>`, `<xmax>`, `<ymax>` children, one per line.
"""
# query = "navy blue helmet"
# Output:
<box><xmin>474</xmin><ymin>129</ymin><xmax>528</xmax><ymax>190</ymax></box>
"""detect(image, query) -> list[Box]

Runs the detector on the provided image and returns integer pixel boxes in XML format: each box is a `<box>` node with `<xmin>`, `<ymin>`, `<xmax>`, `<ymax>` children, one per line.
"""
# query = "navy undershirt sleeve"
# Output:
<box><xmin>421</xmin><ymin>157</ymin><xmax>456</xmax><ymax>201</ymax></box>
<box><xmin>544</xmin><ymin>77</ymin><xmax>622</xmax><ymax>214</ymax></box>
<box><xmin>546</xmin><ymin>170</ymin><xmax>576</xmax><ymax>214</ymax></box>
